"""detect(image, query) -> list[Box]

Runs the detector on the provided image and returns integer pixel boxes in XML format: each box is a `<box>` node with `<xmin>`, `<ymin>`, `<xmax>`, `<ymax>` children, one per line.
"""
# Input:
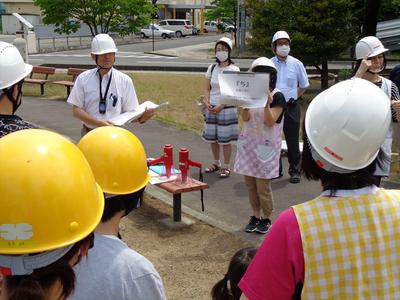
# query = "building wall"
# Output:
<box><xmin>3</xmin><ymin>1</ymin><xmax>41</xmax><ymax>15</ymax></box>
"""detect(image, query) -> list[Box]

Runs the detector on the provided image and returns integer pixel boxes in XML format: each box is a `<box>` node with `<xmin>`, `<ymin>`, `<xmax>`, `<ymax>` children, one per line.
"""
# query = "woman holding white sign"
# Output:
<box><xmin>202</xmin><ymin>37</ymin><xmax>240</xmax><ymax>178</ymax></box>
<box><xmin>234</xmin><ymin>57</ymin><xmax>286</xmax><ymax>234</ymax></box>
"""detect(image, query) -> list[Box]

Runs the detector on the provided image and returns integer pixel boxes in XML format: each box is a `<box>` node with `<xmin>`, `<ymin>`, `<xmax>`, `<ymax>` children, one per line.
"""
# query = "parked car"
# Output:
<box><xmin>203</xmin><ymin>21</ymin><xmax>218</xmax><ymax>33</ymax></box>
<box><xmin>203</xmin><ymin>21</ymin><xmax>235</xmax><ymax>33</ymax></box>
<box><xmin>221</xmin><ymin>22</ymin><xmax>235</xmax><ymax>32</ymax></box>
<box><xmin>158</xmin><ymin>19</ymin><xmax>193</xmax><ymax>38</ymax></box>
<box><xmin>140</xmin><ymin>24</ymin><xmax>175</xmax><ymax>39</ymax></box>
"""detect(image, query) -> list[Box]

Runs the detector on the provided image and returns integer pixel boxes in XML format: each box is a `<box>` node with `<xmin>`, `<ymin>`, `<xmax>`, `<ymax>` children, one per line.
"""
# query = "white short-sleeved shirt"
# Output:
<box><xmin>205</xmin><ymin>63</ymin><xmax>240</xmax><ymax>105</ymax></box>
<box><xmin>70</xmin><ymin>234</ymin><xmax>166</xmax><ymax>300</ymax></box>
<box><xmin>67</xmin><ymin>67</ymin><xmax>139</xmax><ymax>128</ymax></box>
<box><xmin>272</xmin><ymin>55</ymin><xmax>309</xmax><ymax>102</ymax></box>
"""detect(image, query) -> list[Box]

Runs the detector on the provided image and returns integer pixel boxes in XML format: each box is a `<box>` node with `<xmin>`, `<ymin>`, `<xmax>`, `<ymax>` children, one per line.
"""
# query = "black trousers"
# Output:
<box><xmin>283</xmin><ymin>102</ymin><xmax>301</xmax><ymax>175</ymax></box>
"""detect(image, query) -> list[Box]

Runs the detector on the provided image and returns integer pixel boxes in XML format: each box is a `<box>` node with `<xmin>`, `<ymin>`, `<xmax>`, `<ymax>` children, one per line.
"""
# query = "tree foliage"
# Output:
<box><xmin>245</xmin><ymin>0</ymin><xmax>359</xmax><ymax>89</ymax></box>
<box><xmin>206</xmin><ymin>0</ymin><xmax>237</xmax><ymax>27</ymax></box>
<box><xmin>381</xmin><ymin>0</ymin><xmax>400</xmax><ymax>20</ymax></box>
<box><xmin>33</xmin><ymin>0</ymin><xmax>155</xmax><ymax>36</ymax></box>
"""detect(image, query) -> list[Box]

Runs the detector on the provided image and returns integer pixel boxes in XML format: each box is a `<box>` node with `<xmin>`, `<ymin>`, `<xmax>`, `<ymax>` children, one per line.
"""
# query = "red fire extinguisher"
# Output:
<box><xmin>148</xmin><ymin>144</ymin><xmax>174</xmax><ymax>177</ymax></box>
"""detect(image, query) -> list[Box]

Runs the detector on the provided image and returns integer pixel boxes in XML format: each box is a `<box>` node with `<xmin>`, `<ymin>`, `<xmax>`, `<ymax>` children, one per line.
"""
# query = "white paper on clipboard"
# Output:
<box><xmin>109</xmin><ymin>101</ymin><xmax>168</xmax><ymax>126</ymax></box>
<box><xmin>218</xmin><ymin>71</ymin><xmax>269</xmax><ymax>108</ymax></box>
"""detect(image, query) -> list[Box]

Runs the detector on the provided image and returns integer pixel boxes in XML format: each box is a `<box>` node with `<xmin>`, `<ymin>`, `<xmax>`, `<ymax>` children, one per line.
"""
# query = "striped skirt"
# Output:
<box><xmin>202</xmin><ymin>106</ymin><xmax>239</xmax><ymax>145</ymax></box>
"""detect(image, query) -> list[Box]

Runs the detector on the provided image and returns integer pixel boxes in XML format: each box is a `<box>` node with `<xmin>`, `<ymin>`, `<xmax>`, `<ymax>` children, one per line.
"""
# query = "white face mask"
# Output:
<box><xmin>277</xmin><ymin>45</ymin><xmax>290</xmax><ymax>57</ymax></box>
<box><xmin>368</xmin><ymin>65</ymin><xmax>385</xmax><ymax>74</ymax></box>
<box><xmin>216</xmin><ymin>51</ymin><xmax>229</xmax><ymax>62</ymax></box>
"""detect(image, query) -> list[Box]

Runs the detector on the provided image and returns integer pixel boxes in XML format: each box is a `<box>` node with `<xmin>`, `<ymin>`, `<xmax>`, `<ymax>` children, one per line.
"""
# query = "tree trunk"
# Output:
<box><xmin>321</xmin><ymin>60</ymin><xmax>329</xmax><ymax>90</ymax></box>
<box><xmin>363</xmin><ymin>0</ymin><xmax>381</xmax><ymax>36</ymax></box>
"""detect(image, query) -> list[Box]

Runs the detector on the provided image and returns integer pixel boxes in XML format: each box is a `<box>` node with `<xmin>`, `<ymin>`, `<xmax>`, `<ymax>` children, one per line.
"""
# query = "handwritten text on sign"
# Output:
<box><xmin>218</xmin><ymin>71</ymin><xmax>269</xmax><ymax>108</ymax></box>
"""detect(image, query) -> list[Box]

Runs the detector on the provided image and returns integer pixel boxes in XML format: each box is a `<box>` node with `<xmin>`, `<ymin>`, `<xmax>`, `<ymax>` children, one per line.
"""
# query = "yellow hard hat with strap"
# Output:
<box><xmin>78</xmin><ymin>126</ymin><xmax>150</xmax><ymax>195</ymax></box>
<box><xmin>0</xmin><ymin>129</ymin><xmax>104</xmax><ymax>254</ymax></box>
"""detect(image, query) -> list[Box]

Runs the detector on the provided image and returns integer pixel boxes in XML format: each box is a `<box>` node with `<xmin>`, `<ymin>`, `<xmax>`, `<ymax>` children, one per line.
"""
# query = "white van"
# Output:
<box><xmin>204</xmin><ymin>21</ymin><xmax>218</xmax><ymax>33</ymax></box>
<box><xmin>158</xmin><ymin>19</ymin><xmax>193</xmax><ymax>37</ymax></box>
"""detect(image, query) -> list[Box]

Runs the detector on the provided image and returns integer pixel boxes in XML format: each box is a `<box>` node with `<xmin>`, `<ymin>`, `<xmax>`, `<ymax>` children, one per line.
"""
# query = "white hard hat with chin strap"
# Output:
<box><xmin>355</xmin><ymin>36</ymin><xmax>388</xmax><ymax>59</ymax></box>
<box><xmin>305</xmin><ymin>78</ymin><xmax>391</xmax><ymax>173</ymax></box>
<box><xmin>91</xmin><ymin>34</ymin><xmax>118</xmax><ymax>70</ymax></box>
<box><xmin>272</xmin><ymin>31</ymin><xmax>291</xmax><ymax>44</ymax></box>
<box><xmin>216</xmin><ymin>37</ymin><xmax>233</xmax><ymax>50</ymax></box>
<box><xmin>271</xmin><ymin>31</ymin><xmax>291</xmax><ymax>55</ymax></box>
<box><xmin>0</xmin><ymin>42</ymin><xmax>32</xmax><ymax>113</ymax></box>
<box><xmin>355</xmin><ymin>36</ymin><xmax>388</xmax><ymax>74</ymax></box>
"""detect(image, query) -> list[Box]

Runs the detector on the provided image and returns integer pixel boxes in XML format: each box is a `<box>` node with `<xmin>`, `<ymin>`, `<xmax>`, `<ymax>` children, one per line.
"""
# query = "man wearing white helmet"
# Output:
<box><xmin>239</xmin><ymin>78</ymin><xmax>400</xmax><ymax>299</ymax></box>
<box><xmin>354</xmin><ymin>36</ymin><xmax>400</xmax><ymax>186</ymax></box>
<box><xmin>67</xmin><ymin>34</ymin><xmax>154</xmax><ymax>135</ymax></box>
<box><xmin>0</xmin><ymin>41</ymin><xmax>37</xmax><ymax>137</ymax></box>
<box><xmin>271</xmin><ymin>31</ymin><xmax>309</xmax><ymax>184</ymax></box>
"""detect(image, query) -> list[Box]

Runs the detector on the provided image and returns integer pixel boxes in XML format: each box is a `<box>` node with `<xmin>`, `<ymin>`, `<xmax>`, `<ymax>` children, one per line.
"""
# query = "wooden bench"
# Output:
<box><xmin>24</xmin><ymin>66</ymin><xmax>56</xmax><ymax>95</ymax></box>
<box><xmin>52</xmin><ymin>68</ymin><xmax>86</xmax><ymax>96</ymax></box>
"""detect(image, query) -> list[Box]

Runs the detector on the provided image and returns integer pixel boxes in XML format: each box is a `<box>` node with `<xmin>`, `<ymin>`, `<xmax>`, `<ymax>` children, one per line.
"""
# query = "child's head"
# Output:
<box><xmin>211</xmin><ymin>247</ymin><xmax>257</xmax><ymax>300</ymax></box>
<box><xmin>250</xmin><ymin>57</ymin><xmax>277</xmax><ymax>90</ymax></box>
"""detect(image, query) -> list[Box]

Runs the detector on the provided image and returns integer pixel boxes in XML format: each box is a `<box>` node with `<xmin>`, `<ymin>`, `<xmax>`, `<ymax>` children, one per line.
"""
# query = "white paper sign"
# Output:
<box><xmin>218</xmin><ymin>71</ymin><xmax>269</xmax><ymax>108</ymax></box>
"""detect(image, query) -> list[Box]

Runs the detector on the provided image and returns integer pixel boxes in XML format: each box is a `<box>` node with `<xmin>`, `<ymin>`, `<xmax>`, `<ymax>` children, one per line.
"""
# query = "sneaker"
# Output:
<box><xmin>256</xmin><ymin>218</ymin><xmax>271</xmax><ymax>234</ymax></box>
<box><xmin>289</xmin><ymin>173</ymin><xmax>301</xmax><ymax>184</ymax></box>
<box><xmin>245</xmin><ymin>216</ymin><xmax>259</xmax><ymax>232</ymax></box>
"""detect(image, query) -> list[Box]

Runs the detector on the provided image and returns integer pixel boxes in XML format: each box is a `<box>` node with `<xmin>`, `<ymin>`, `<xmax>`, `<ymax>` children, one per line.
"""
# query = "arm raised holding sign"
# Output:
<box><xmin>233</xmin><ymin>57</ymin><xmax>286</xmax><ymax>238</ymax></box>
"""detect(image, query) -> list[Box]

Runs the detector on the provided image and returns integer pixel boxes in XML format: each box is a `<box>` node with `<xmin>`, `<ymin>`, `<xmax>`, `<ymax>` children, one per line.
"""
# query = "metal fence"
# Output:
<box><xmin>34</xmin><ymin>24</ymin><xmax>139</xmax><ymax>53</ymax></box>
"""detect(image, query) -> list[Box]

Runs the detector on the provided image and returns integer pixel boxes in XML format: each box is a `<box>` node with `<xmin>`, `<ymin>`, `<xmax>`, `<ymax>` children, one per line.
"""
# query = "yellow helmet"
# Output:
<box><xmin>0</xmin><ymin>129</ymin><xmax>104</xmax><ymax>255</ymax></box>
<box><xmin>78</xmin><ymin>126</ymin><xmax>150</xmax><ymax>194</ymax></box>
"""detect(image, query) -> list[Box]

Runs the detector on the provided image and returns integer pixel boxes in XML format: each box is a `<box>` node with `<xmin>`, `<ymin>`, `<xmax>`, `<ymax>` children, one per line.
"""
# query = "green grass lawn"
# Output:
<box><xmin>23</xmin><ymin>71</ymin><xmax>206</xmax><ymax>133</ymax></box>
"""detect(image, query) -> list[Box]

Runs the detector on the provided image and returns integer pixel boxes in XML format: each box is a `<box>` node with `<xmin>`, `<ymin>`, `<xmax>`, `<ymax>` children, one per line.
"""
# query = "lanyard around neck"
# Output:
<box><xmin>98</xmin><ymin>70</ymin><xmax>113</xmax><ymax>113</ymax></box>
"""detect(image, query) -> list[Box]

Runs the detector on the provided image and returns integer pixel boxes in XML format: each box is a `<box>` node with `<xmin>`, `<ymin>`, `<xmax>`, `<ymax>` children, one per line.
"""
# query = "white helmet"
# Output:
<box><xmin>305</xmin><ymin>78</ymin><xmax>390</xmax><ymax>172</ymax></box>
<box><xmin>355</xmin><ymin>36</ymin><xmax>388</xmax><ymax>59</ymax></box>
<box><xmin>0</xmin><ymin>42</ymin><xmax>32</xmax><ymax>90</ymax></box>
<box><xmin>250</xmin><ymin>57</ymin><xmax>277</xmax><ymax>72</ymax></box>
<box><xmin>216</xmin><ymin>37</ymin><xmax>233</xmax><ymax>50</ymax></box>
<box><xmin>91</xmin><ymin>34</ymin><xmax>118</xmax><ymax>55</ymax></box>
<box><xmin>272</xmin><ymin>31</ymin><xmax>291</xmax><ymax>44</ymax></box>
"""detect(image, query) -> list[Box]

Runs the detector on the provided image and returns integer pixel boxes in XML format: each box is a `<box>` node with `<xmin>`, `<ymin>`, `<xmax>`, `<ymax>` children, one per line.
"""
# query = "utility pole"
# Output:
<box><xmin>152</xmin><ymin>0</ymin><xmax>158</xmax><ymax>52</ymax></box>
<box><xmin>236</xmin><ymin>0</ymin><xmax>240</xmax><ymax>48</ymax></box>
<box><xmin>200</xmin><ymin>0</ymin><xmax>205</xmax><ymax>33</ymax></box>
<box><xmin>236</xmin><ymin>0</ymin><xmax>246</xmax><ymax>52</ymax></box>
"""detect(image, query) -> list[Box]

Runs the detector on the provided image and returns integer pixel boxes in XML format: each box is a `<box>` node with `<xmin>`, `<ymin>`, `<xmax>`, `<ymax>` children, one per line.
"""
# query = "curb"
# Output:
<box><xmin>42</xmin><ymin>63</ymin><xmax>210</xmax><ymax>72</ymax></box>
<box><xmin>143</xmin><ymin>51</ymin><xmax>177</xmax><ymax>58</ymax></box>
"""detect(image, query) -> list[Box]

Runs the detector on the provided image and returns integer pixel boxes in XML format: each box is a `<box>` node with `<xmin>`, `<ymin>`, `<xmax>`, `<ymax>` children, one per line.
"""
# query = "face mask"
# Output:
<box><xmin>368</xmin><ymin>65</ymin><xmax>385</xmax><ymax>74</ymax></box>
<box><xmin>216</xmin><ymin>51</ymin><xmax>229</xmax><ymax>62</ymax></box>
<box><xmin>277</xmin><ymin>45</ymin><xmax>290</xmax><ymax>57</ymax></box>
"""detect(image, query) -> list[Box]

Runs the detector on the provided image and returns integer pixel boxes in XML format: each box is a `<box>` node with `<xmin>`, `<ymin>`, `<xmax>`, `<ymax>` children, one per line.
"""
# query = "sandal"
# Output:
<box><xmin>205</xmin><ymin>163</ymin><xmax>220</xmax><ymax>173</ymax></box>
<box><xmin>219</xmin><ymin>168</ymin><xmax>231</xmax><ymax>178</ymax></box>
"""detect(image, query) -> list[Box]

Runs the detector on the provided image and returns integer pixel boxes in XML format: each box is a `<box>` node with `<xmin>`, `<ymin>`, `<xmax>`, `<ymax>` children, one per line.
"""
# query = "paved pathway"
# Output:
<box><xmin>19</xmin><ymin>96</ymin><xmax>324</xmax><ymax>244</ymax></box>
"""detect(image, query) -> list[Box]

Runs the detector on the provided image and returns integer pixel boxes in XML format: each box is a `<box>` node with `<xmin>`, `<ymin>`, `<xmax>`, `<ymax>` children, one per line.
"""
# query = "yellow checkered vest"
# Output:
<box><xmin>293</xmin><ymin>187</ymin><xmax>400</xmax><ymax>299</ymax></box>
